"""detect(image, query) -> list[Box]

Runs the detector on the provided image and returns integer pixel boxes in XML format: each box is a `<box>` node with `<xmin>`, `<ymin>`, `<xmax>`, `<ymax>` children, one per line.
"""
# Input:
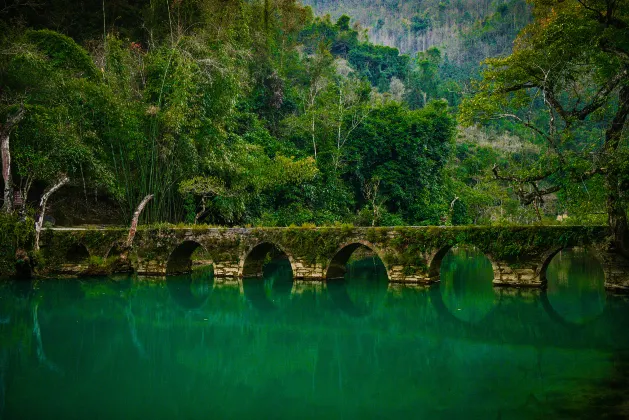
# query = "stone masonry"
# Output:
<box><xmin>39</xmin><ymin>225</ymin><xmax>629</xmax><ymax>290</ymax></box>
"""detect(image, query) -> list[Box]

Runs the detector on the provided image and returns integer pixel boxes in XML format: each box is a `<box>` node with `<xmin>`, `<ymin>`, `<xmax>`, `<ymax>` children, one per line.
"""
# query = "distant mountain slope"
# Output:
<box><xmin>302</xmin><ymin>0</ymin><xmax>530</xmax><ymax>65</ymax></box>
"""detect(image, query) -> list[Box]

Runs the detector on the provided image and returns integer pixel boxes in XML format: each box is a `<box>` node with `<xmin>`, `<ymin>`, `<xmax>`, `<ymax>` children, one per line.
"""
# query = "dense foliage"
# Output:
<box><xmin>0</xmin><ymin>0</ymin><xmax>461</xmax><ymax>227</ymax></box>
<box><xmin>461</xmin><ymin>0</ymin><xmax>629</xmax><ymax>253</ymax></box>
<box><xmin>0</xmin><ymin>0</ymin><xmax>626</xmax><ymax>236</ymax></box>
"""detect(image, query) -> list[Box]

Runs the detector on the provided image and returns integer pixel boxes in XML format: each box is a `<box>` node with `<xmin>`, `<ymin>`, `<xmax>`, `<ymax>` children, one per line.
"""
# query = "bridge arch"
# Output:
<box><xmin>325</xmin><ymin>240</ymin><xmax>389</xmax><ymax>317</ymax></box>
<box><xmin>239</xmin><ymin>242</ymin><xmax>296</xmax><ymax>278</ymax></box>
<box><xmin>65</xmin><ymin>243</ymin><xmax>91</xmax><ymax>267</ymax></box>
<box><xmin>427</xmin><ymin>245</ymin><xmax>455</xmax><ymax>281</ymax></box>
<box><xmin>325</xmin><ymin>240</ymin><xmax>389</xmax><ymax>280</ymax></box>
<box><xmin>538</xmin><ymin>246</ymin><xmax>606</xmax><ymax>287</ymax></box>
<box><xmin>431</xmin><ymin>245</ymin><xmax>497</xmax><ymax>323</ymax></box>
<box><xmin>166</xmin><ymin>240</ymin><xmax>212</xmax><ymax>275</ymax></box>
<box><xmin>103</xmin><ymin>242</ymin><xmax>124</xmax><ymax>260</ymax></box>
<box><xmin>539</xmin><ymin>246</ymin><xmax>607</xmax><ymax>325</ymax></box>
<box><xmin>537</xmin><ymin>247</ymin><xmax>566</xmax><ymax>287</ymax></box>
<box><xmin>428</xmin><ymin>244</ymin><xmax>498</xmax><ymax>283</ymax></box>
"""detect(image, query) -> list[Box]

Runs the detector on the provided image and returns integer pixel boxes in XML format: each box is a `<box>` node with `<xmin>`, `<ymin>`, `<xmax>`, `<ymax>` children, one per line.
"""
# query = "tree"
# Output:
<box><xmin>179</xmin><ymin>146</ymin><xmax>318</xmax><ymax>225</ymax></box>
<box><xmin>406</xmin><ymin>47</ymin><xmax>442</xmax><ymax>109</ymax></box>
<box><xmin>346</xmin><ymin>100</ymin><xmax>455</xmax><ymax>224</ymax></box>
<box><xmin>461</xmin><ymin>0</ymin><xmax>629</xmax><ymax>255</ymax></box>
<box><xmin>1</xmin><ymin>30</ymin><xmax>108</xmax><ymax>215</ymax></box>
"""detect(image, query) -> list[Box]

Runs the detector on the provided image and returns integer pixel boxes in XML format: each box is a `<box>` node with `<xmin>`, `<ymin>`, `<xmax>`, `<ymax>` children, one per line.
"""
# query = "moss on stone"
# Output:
<box><xmin>2</xmin><ymin>224</ymin><xmax>612</xmax><ymax>279</ymax></box>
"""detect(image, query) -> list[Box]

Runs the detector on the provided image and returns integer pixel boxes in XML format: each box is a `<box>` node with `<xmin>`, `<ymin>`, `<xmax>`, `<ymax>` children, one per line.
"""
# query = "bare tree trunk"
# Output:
<box><xmin>311</xmin><ymin>113</ymin><xmax>317</xmax><ymax>161</ymax></box>
<box><xmin>194</xmin><ymin>197</ymin><xmax>206</xmax><ymax>225</ymax></box>
<box><xmin>607</xmin><ymin>173</ymin><xmax>629</xmax><ymax>257</ymax></box>
<box><xmin>604</xmin><ymin>85</ymin><xmax>629</xmax><ymax>257</ymax></box>
<box><xmin>126</xmin><ymin>194</ymin><xmax>153</xmax><ymax>248</ymax></box>
<box><xmin>34</xmin><ymin>175</ymin><xmax>69</xmax><ymax>251</ymax></box>
<box><xmin>449</xmin><ymin>196</ymin><xmax>460</xmax><ymax>225</ymax></box>
<box><xmin>533</xmin><ymin>199</ymin><xmax>542</xmax><ymax>222</ymax></box>
<box><xmin>0</xmin><ymin>105</ymin><xmax>25</xmax><ymax>213</ymax></box>
<box><xmin>1</xmin><ymin>135</ymin><xmax>12</xmax><ymax>213</ymax></box>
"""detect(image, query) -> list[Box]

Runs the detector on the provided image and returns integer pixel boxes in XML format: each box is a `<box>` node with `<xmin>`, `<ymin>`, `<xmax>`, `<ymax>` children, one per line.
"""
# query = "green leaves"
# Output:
<box><xmin>24</xmin><ymin>30</ymin><xmax>99</xmax><ymax>79</ymax></box>
<box><xmin>346</xmin><ymin>101</ymin><xmax>455</xmax><ymax>224</ymax></box>
<box><xmin>459</xmin><ymin>0</ymin><xmax>629</xmax><ymax>227</ymax></box>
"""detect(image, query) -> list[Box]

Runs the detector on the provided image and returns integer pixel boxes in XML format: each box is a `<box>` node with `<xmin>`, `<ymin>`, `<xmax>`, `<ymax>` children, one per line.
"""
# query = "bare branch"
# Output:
<box><xmin>574</xmin><ymin>69</ymin><xmax>627</xmax><ymax>119</ymax></box>
<box><xmin>576</xmin><ymin>0</ymin><xmax>628</xmax><ymax>29</ymax></box>
<box><xmin>494</xmin><ymin>113</ymin><xmax>560</xmax><ymax>152</ymax></box>
<box><xmin>576</xmin><ymin>0</ymin><xmax>606</xmax><ymax>21</ymax></box>
<box><xmin>34</xmin><ymin>175</ymin><xmax>69</xmax><ymax>251</ymax></box>
<box><xmin>0</xmin><ymin>0</ymin><xmax>42</xmax><ymax>15</ymax></box>
<box><xmin>0</xmin><ymin>104</ymin><xmax>25</xmax><ymax>138</ymax></box>
<box><xmin>1</xmin><ymin>104</ymin><xmax>25</xmax><ymax>213</ymax></box>
<box><xmin>492</xmin><ymin>164</ymin><xmax>558</xmax><ymax>184</ymax></box>
<box><xmin>605</xmin><ymin>85</ymin><xmax>629</xmax><ymax>151</ymax></box>
<box><xmin>600</xmin><ymin>40</ymin><xmax>629</xmax><ymax>64</ymax></box>
<box><xmin>499</xmin><ymin>67</ymin><xmax>627</xmax><ymax>125</ymax></box>
<box><xmin>500</xmin><ymin>82</ymin><xmax>537</xmax><ymax>93</ymax></box>
<box><xmin>126</xmin><ymin>194</ymin><xmax>154</xmax><ymax>248</ymax></box>
<box><xmin>520</xmin><ymin>183</ymin><xmax>562</xmax><ymax>206</ymax></box>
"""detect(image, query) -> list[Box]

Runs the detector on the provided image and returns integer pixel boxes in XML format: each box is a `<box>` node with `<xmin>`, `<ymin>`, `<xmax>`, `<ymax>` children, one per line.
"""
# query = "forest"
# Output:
<box><xmin>0</xmin><ymin>0</ymin><xmax>627</xmax><ymax>253</ymax></box>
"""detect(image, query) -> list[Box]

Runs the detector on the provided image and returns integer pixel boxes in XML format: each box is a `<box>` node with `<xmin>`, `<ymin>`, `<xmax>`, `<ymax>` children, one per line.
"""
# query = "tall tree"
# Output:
<box><xmin>461</xmin><ymin>0</ymin><xmax>629</xmax><ymax>255</ymax></box>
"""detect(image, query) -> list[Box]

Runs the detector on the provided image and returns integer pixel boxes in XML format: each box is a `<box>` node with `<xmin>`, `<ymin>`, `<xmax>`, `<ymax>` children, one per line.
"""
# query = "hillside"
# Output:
<box><xmin>302</xmin><ymin>0</ymin><xmax>531</xmax><ymax>65</ymax></box>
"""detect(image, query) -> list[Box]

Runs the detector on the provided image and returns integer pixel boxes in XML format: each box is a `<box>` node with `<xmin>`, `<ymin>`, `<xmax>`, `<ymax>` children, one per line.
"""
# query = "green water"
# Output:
<box><xmin>1</xmin><ymin>249</ymin><xmax>629</xmax><ymax>419</ymax></box>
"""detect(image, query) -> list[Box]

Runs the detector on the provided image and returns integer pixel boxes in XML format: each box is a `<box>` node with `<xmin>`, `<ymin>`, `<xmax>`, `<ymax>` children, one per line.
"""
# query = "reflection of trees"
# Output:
<box><xmin>262</xmin><ymin>260</ymin><xmax>293</xmax><ymax>305</ymax></box>
<box><xmin>32</xmin><ymin>301</ymin><xmax>63</xmax><ymax>374</ymax></box>
<box><xmin>331</xmin><ymin>256</ymin><xmax>388</xmax><ymax>317</ymax></box>
<box><xmin>439</xmin><ymin>246</ymin><xmax>495</xmax><ymax>323</ymax></box>
<box><xmin>167</xmin><ymin>267</ymin><xmax>214</xmax><ymax>311</ymax></box>
<box><xmin>0</xmin><ymin>349</ymin><xmax>6</xmax><ymax>417</ymax></box>
<box><xmin>546</xmin><ymin>249</ymin><xmax>606</xmax><ymax>324</ymax></box>
<box><xmin>1</xmin><ymin>275</ymin><xmax>628</xmax><ymax>418</ymax></box>
<box><xmin>243</xmin><ymin>259</ymin><xmax>293</xmax><ymax>311</ymax></box>
<box><xmin>0</xmin><ymin>283</ymin><xmax>34</xmax><ymax>374</ymax></box>
<box><xmin>124</xmin><ymin>304</ymin><xmax>147</xmax><ymax>360</ymax></box>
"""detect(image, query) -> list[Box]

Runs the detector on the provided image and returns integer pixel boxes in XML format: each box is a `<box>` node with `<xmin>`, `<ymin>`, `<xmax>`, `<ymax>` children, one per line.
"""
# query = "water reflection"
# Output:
<box><xmin>166</xmin><ymin>265</ymin><xmax>214</xmax><ymax>310</ymax></box>
<box><xmin>545</xmin><ymin>248</ymin><xmax>606</xmax><ymax>325</ymax></box>
<box><xmin>328</xmin><ymin>256</ymin><xmax>388</xmax><ymax>317</ymax></box>
<box><xmin>243</xmin><ymin>259</ymin><xmax>293</xmax><ymax>312</ymax></box>
<box><xmin>0</xmin><ymin>250</ymin><xmax>628</xmax><ymax>419</ymax></box>
<box><xmin>8</xmin><ymin>279</ymin><xmax>34</xmax><ymax>299</ymax></box>
<box><xmin>439</xmin><ymin>246</ymin><xmax>496</xmax><ymax>323</ymax></box>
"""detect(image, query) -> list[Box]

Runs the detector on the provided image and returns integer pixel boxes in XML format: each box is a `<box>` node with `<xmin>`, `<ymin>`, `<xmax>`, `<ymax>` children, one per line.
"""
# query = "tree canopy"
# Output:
<box><xmin>461</xmin><ymin>0</ymin><xmax>629</xmax><ymax>253</ymax></box>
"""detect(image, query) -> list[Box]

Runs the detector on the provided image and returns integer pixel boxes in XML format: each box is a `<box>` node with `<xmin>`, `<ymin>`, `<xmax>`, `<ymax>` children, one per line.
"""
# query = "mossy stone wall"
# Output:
<box><xmin>31</xmin><ymin>225</ymin><xmax>629</xmax><ymax>289</ymax></box>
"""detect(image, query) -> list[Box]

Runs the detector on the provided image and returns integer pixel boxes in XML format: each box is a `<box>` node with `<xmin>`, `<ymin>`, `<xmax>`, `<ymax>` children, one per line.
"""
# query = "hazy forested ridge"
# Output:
<box><xmin>302</xmin><ymin>0</ymin><xmax>531</xmax><ymax>60</ymax></box>
<box><xmin>0</xmin><ymin>0</ymin><xmax>627</xmax><ymax>250</ymax></box>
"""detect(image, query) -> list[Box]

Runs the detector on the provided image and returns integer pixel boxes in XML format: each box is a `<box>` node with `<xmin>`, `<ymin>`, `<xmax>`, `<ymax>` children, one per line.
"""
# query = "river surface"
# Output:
<box><xmin>1</xmin><ymin>247</ymin><xmax>628</xmax><ymax>419</ymax></box>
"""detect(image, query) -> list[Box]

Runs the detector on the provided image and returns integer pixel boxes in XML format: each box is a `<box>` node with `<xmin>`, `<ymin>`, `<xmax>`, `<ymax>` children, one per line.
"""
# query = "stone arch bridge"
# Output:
<box><xmin>39</xmin><ymin>225</ymin><xmax>629</xmax><ymax>290</ymax></box>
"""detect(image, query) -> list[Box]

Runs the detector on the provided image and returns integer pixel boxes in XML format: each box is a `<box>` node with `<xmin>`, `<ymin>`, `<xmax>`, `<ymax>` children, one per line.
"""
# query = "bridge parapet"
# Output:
<box><xmin>37</xmin><ymin>225</ymin><xmax>629</xmax><ymax>289</ymax></box>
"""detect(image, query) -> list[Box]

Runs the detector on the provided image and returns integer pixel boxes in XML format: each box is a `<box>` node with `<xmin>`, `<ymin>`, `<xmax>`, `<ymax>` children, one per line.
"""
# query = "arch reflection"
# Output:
<box><xmin>543</xmin><ymin>248</ymin><xmax>606</xmax><ymax>325</ymax></box>
<box><xmin>327</xmin><ymin>247</ymin><xmax>388</xmax><ymax>317</ymax></box>
<box><xmin>9</xmin><ymin>279</ymin><xmax>35</xmax><ymax>299</ymax></box>
<box><xmin>243</xmin><ymin>258</ymin><xmax>293</xmax><ymax>312</ymax></box>
<box><xmin>166</xmin><ymin>266</ymin><xmax>214</xmax><ymax>310</ymax></box>
<box><xmin>438</xmin><ymin>246</ymin><xmax>496</xmax><ymax>324</ymax></box>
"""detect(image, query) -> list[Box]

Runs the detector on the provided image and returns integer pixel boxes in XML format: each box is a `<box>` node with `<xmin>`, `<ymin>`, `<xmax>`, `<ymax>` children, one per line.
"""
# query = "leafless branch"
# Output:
<box><xmin>34</xmin><ymin>175</ymin><xmax>69</xmax><ymax>251</ymax></box>
<box><xmin>126</xmin><ymin>194</ymin><xmax>154</xmax><ymax>248</ymax></box>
